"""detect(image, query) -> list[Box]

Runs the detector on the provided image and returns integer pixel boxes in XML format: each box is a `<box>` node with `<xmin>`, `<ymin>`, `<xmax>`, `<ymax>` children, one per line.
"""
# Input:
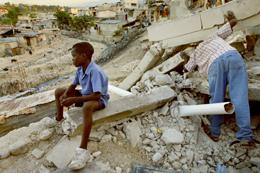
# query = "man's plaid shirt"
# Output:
<box><xmin>184</xmin><ymin>22</ymin><xmax>236</xmax><ymax>75</ymax></box>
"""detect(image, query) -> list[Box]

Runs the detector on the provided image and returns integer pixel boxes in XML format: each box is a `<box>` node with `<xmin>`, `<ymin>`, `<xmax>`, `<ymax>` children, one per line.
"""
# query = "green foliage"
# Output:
<box><xmin>54</xmin><ymin>10</ymin><xmax>95</xmax><ymax>32</ymax></box>
<box><xmin>0</xmin><ymin>17</ymin><xmax>13</xmax><ymax>25</ymax></box>
<box><xmin>0</xmin><ymin>6</ymin><xmax>20</xmax><ymax>25</ymax></box>
<box><xmin>54</xmin><ymin>10</ymin><xmax>72</xmax><ymax>29</ymax></box>
<box><xmin>71</xmin><ymin>15</ymin><xmax>95</xmax><ymax>31</ymax></box>
<box><xmin>29</xmin><ymin>13</ymin><xmax>37</xmax><ymax>19</ymax></box>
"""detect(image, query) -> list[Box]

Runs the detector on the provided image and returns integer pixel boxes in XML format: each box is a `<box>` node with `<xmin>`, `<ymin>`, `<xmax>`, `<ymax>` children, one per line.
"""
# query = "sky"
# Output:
<box><xmin>0</xmin><ymin>0</ymin><xmax>120</xmax><ymax>7</ymax></box>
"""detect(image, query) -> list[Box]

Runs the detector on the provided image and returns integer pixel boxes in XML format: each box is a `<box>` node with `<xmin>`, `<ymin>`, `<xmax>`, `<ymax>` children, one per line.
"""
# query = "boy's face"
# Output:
<box><xmin>71</xmin><ymin>49</ymin><xmax>90</xmax><ymax>67</ymax></box>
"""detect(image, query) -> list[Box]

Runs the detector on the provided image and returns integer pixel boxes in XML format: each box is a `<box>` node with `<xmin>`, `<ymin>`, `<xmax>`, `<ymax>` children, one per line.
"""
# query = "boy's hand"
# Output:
<box><xmin>60</xmin><ymin>93</ymin><xmax>68</xmax><ymax>102</ymax></box>
<box><xmin>61</xmin><ymin>97</ymin><xmax>77</xmax><ymax>107</ymax></box>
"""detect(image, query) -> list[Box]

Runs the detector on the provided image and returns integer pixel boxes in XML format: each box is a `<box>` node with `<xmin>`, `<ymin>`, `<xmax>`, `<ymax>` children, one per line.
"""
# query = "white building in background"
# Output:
<box><xmin>78</xmin><ymin>9</ymin><xmax>91</xmax><ymax>16</ymax></box>
<box><xmin>96</xmin><ymin>10</ymin><xmax>117</xmax><ymax>19</ymax></box>
<box><xmin>124</xmin><ymin>0</ymin><xmax>146</xmax><ymax>9</ymax></box>
<box><xmin>68</xmin><ymin>8</ymin><xmax>79</xmax><ymax>15</ymax></box>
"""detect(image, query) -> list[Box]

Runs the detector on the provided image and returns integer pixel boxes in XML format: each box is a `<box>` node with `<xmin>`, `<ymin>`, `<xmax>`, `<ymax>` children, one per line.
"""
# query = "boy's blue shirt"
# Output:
<box><xmin>72</xmin><ymin>62</ymin><xmax>110</xmax><ymax>107</ymax></box>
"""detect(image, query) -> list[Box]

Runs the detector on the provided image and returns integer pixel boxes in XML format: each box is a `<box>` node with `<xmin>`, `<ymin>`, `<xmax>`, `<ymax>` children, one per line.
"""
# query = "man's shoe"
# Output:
<box><xmin>68</xmin><ymin>147</ymin><xmax>92</xmax><ymax>170</ymax></box>
<box><xmin>202</xmin><ymin>122</ymin><xmax>220</xmax><ymax>142</ymax></box>
<box><xmin>230</xmin><ymin>139</ymin><xmax>260</xmax><ymax>149</ymax></box>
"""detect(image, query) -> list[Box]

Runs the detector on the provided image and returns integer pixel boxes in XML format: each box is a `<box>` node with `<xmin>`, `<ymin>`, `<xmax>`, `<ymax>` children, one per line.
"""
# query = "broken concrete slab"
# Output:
<box><xmin>149</xmin><ymin>0</ymin><xmax>260</xmax><ymax>42</ymax></box>
<box><xmin>124</xmin><ymin>121</ymin><xmax>142</xmax><ymax>147</ymax></box>
<box><xmin>162</xmin><ymin>27</ymin><xmax>218</xmax><ymax>48</ymax></box>
<box><xmin>220</xmin><ymin>0</ymin><xmax>260</xmax><ymax>21</ymax></box>
<box><xmin>148</xmin><ymin>14</ymin><xmax>202</xmax><ymax>41</ymax></box>
<box><xmin>66</xmin><ymin>86</ymin><xmax>176</xmax><ymax>136</ymax></box>
<box><xmin>45</xmin><ymin>135</ymin><xmax>81</xmax><ymax>168</ymax></box>
<box><xmin>201</xmin><ymin>8</ymin><xmax>225</xmax><ymax>29</ymax></box>
<box><xmin>0</xmin><ymin>89</ymin><xmax>55</xmax><ymax>118</ymax></box>
<box><xmin>153</xmin><ymin>52</ymin><xmax>185</xmax><ymax>74</ymax></box>
<box><xmin>119</xmin><ymin>43</ymin><xmax>164</xmax><ymax>90</ymax></box>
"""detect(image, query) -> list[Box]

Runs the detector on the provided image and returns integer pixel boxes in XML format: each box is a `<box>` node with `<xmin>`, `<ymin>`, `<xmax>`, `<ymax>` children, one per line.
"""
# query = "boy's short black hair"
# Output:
<box><xmin>72</xmin><ymin>42</ymin><xmax>94</xmax><ymax>58</ymax></box>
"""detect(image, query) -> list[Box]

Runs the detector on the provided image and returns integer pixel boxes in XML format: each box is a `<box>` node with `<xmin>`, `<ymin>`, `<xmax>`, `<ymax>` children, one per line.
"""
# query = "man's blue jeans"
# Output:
<box><xmin>208</xmin><ymin>50</ymin><xmax>252</xmax><ymax>141</ymax></box>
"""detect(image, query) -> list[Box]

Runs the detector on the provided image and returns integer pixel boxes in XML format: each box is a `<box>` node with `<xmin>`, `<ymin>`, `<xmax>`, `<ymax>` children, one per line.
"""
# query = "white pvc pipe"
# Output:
<box><xmin>178</xmin><ymin>102</ymin><xmax>235</xmax><ymax>117</ymax></box>
<box><xmin>108</xmin><ymin>84</ymin><xmax>133</xmax><ymax>97</ymax></box>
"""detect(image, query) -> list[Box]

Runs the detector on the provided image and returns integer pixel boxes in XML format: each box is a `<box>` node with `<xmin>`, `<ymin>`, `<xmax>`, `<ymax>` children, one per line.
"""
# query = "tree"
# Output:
<box><xmin>54</xmin><ymin>10</ymin><xmax>72</xmax><ymax>29</ymax></box>
<box><xmin>29</xmin><ymin>13</ymin><xmax>37</xmax><ymax>19</ymax></box>
<box><xmin>54</xmin><ymin>10</ymin><xmax>95</xmax><ymax>32</ymax></box>
<box><xmin>0</xmin><ymin>6</ymin><xmax>20</xmax><ymax>25</ymax></box>
<box><xmin>71</xmin><ymin>15</ymin><xmax>95</xmax><ymax>31</ymax></box>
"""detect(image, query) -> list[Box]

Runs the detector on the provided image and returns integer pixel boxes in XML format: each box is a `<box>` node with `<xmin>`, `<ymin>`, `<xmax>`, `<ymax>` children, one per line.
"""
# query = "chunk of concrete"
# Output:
<box><xmin>45</xmin><ymin>135</ymin><xmax>81</xmax><ymax>168</ymax></box>
<box><xmin>119</xmin><ymin>43</ymin><xmax>164</xmax><ymax>90</ymax></box>
<box><xmin>154</xmin><ymin>52</ymin><xmax>185</xmax><ymax>74</ymax></box>
<box><xmin>39</xmin><ymin>128</ymin><xmax>54</xmax><ymax>141</ymax></box>
<box><xmin>161</xmin><ymin>128</ymin><xmax>184</xmax><ymax>144</ymax></box>
<box><xmin>124</xmin><ymin>121</ymin><xmax>142</xmax><ymax>147</ymax></box>
<box><xmin>9</xmin><ymin>138</ymin><xmax>31</xmax><ymax>155</ymax></box>
<box><xmin>154</xmin><ymin>74</ymin><xmax>173</xmax><ymax>86</ymax></box>
<box><xmin>67</xmin><ymin>86</ymin><xmax>176</xmax><ymax>136</ymax></box>
<box><xmin>32</xmin><ymin>148</ymin><xmax>45</xmax><ymax>159</ymax></box>
<box><xmin>0</xmin><ymin>149</ymin><xmax>10</xmax><ymax>159</ymax></box>
<box><xmin>152</xmin><ymin>152</ymin><xmax>163</xmax><ymax>162</ymax></box>
<box><xmin>169</xmin><ymin>0</ymin><xmax>191</xmax><ymax>20</ymax></box>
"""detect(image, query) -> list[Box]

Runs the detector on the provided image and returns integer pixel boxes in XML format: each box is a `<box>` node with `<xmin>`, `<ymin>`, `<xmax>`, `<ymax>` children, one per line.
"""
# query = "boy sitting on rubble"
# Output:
<box><xmin>54</xmin><ymin>42</ymin><xmax>109</xmax><ymax>170</ymax></box>
<box><xmin>181</xmin><ymin>11</ymin><xmax>258</xmax><ymax>147</ymax></box>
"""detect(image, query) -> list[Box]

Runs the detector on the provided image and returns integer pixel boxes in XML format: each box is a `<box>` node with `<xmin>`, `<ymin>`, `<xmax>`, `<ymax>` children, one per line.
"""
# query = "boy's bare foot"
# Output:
<box><xmin>68</xmin><ymin>147</ymin><xmax>92</xmax><ymax>170</ymax></box>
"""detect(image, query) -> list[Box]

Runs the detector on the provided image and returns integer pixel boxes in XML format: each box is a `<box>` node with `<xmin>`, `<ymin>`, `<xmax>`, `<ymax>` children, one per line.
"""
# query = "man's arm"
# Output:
<box><xmin>182</xmin><ymin>51</ymin><xmax>196</xmax><ymax>72</ymax></box>
<box><xmin>216</xmin><ymin>11</ymin><xmax>237</xmax><ymax>39</ymax></box>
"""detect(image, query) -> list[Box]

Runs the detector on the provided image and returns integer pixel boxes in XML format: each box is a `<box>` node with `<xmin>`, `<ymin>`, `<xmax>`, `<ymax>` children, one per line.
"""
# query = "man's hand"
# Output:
<box><xmin>61</xmin><ymin>97</ymin><xmax>77</xmax><ymax>107</ymax></box>
<box><xmin>180</xmin><ymin>51</ymin><xmax>189</xmax><ymax>64</ymax></box>
<box><xmin>225</xmin><ymin>11</ymin><xmax>237</xmax><ymax>28</ymax></box>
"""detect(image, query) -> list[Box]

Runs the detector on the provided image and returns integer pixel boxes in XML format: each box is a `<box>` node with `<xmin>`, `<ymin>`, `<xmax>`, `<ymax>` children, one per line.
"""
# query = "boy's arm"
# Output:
<box><xmin>61</xmin><ymin>92</ymin><xmax>101</xmax><ymax>107</ymax></box>
<box><xmin>61</xmin><ymin>70</ymin><xmax>106</xmax><ymax>107</ymax></box>
<box><xmin>64</xmin><ymin>84</ymin><xmax>77</xmax><ymax>96</ymax></box>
